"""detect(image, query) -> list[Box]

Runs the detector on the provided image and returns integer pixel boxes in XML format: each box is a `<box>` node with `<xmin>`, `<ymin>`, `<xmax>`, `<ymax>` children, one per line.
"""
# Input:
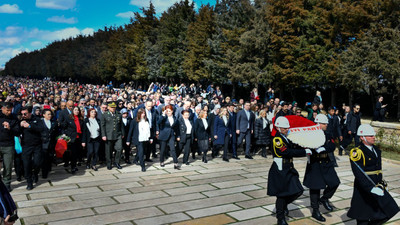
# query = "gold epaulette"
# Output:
<box><xmin>365</xmin><ymin>170</ymin><xmax>382</xmax><ymax>175</ymax></box>
<box><xmin>272</xmin><ymin>137</ymin><xmax>283</xmax><ymax>158</ymax></box>
<box><xmin>349</xmin><ymin>147</ymin><xmax>365</xmax><ymax>166</ymax></box>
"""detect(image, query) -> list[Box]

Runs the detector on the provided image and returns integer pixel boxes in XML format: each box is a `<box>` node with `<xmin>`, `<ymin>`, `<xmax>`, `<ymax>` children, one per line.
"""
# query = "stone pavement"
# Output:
<box><xmin>8</xmin><ymin>154</ymin><xmax>400</xmax><ymax>225</ymax></box>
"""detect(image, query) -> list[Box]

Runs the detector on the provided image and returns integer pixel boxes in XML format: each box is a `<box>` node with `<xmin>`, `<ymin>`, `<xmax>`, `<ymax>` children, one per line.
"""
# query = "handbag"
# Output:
<box><xmin>55</xmin><ymin>138</ymin><xmax>68</xmax><ymax>158</ymax></box>
<box><xmin>14</xmin><ymin>137</ymin><xmax>22</xmax><ymax>154</ymax></box>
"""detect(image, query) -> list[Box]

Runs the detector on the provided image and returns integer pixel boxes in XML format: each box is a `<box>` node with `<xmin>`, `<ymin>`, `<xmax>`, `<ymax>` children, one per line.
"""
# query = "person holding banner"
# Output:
<box><xmin>348</xmin><ymin>124</ymin><xmax>399</xmax><ymax>225</ymax></box>
<box><xmin>303</xmin><ymin>114</ymin><xmax>340</xmax><ymax>222</ymax></box>
<box><xmin>267</xmin><ymin>116</ymin><xmax>312</xmax><ymax>225</ymax></box>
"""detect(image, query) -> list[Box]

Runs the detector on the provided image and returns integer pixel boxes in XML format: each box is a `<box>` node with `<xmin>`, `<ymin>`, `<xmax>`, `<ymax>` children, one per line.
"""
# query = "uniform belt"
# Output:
<box><xmin>314</xmin><ymin>153</ymin><xmax>328</xmax><ymax>158</ymax></box>
<box><xmin>283</xmin><ymin>158</ymin><xmax>293</xmax><ymax>164</ymax></box>
<box><xmin>365</xmin><ymin>170</ymin><xmax>382</xmax><ymax>175</ymax></box>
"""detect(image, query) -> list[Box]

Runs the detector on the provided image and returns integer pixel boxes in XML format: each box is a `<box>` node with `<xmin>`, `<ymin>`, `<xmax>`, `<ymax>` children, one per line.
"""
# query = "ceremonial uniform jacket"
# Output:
<box><xmin>348</xmin><ymin>144</ymin><xmax>399</xmax><ymax>220</ymax></box>
<box><xmin>267</xmin><ymin>132</ymin><xmax>306</xmax><ymax>197</ymax></box>
<box><xmin>100</xmin><ymin>111</ymin><xmax>125</xmax><ymax>141</ymax></box>
<box><xmin>303</xmin><ymin>131</ymin><xmax>340</xmax><ymax>189</ymax></box>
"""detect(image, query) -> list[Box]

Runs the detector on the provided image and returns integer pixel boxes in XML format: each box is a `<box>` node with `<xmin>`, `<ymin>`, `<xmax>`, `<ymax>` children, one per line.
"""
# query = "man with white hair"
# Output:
<box><xmin>347</xmin><ymin>124</ymin><xmax>399</xmax><ymax>224</ymax></box>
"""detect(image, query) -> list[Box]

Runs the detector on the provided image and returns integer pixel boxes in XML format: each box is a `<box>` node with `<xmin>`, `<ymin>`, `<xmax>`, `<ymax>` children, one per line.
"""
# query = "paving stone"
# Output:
<box><xmin>244</xmin><ymin>189</ymin><xmax>268</xmax><ymax>198</ymax></box>
<box><xmin>17</xmin><ymin>196</ymin><xmax>72</xmax><ymax>208</ymax></box>
<box><xmin>128</xmin><ymin>182</ymin><xmax>186</xmax><ymax>193</ymax></box>
<box><xmin>29</xmin><ymin>186</ymin><xmax>100</xmax><ymax>200</ymax></box>
<box><xmin>184</xmin><ymin>169</ymin><xmax>246</xmax><ymax>181</ymax></box>
<box><xmin>99</xmin><ymin>181</ymin><xmax>142</xmax><ymax>191</ymax></box>
<box><xmin>228</xmin><ymin>207</ymin><xmax>272</xmax><ymax>221</ymax></box>
<box><xmin>95</xmin><ymin>193</ymin><xmax>205</xmax><ymax>214</ymax></box>
<box><xmin>47</xmin><ymin>197</ymin><xmax>117</xmax><ymax>213</ymax></box>
<box><xmin>17</xmin><ymin>205</ymin><xmax>47</xmax><ymax>218</ymax></box>
<box><xmin>49</xmin><ymin>207</ymin><xmax>164</xmax><ymax>225</ymax></box>
<box><xmin>288</xmin><ymin>218</ymin><xmax>322</xmax><ymax>225</ymax></box>
<box><xmin>172</xmin><ymin>214</ymin><xmax>236</xmax><ymax>225</ymax></box>
<box><xmin>72</xmin><ymin>189</ymin><xmax>131</xmax><ymax>200</ymax></box>
<box><xmin>203</xmin><ymin>184</ymin><xmax>261</xmax><ymax>197</ymax></box>
<box><xmin>23</xmin><ymin>208</ymin><xmax>94</xmax><ymax>225</ymax></box>
<box><xmin>211</xmin><ymin>177</ymin><xmax>266</xmax><ymax>189</ymax></box>
<box><xmin>186</xmin><ymin>204</ymin><xmax>242</xmax><ymax>218</ymax></box>
<box><xmin>138</xmin><ymin>176</ymin><xmax>188</xmax><ymax>186</ymax></box>
<box><xmin>184</xmin><ymin>175</ymin><xmax>244</xmax><ymax>186</ymax></box>
<box><xmin>134</xmin><ymin>213</ymin><xmax>190</xmax><ymax>225</ymax></box>
<box><xmin>114</xmin><ymin>190</ymin><xmax>169</xmax><ymax>203</ymax></box>
<box><xmin>228</xmin><ymin>215</ymin><xmax>276</xmax><ymax>225</ymax></box>
<box><xmin>235</xmin><ymin>197</ymin><xmax>276</xmax><ymax>209</ymax></box>
<box><xmin>158</xmin><ymin>193</ymin><xmax>252</xmax><ymax>214</ymax></box>
<box><xmin>139</xmin><ymin>171</ymin><xmax>199</xmax><ymax>180</ymax></box>
<box><xmin>164</xmin><ymin>184</ymin><xmax>217</xmax><ymax>195</ymax></box>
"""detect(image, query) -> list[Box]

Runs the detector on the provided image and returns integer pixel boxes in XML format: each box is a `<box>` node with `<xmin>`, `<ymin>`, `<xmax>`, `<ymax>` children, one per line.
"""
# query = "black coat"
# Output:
<box><xmin>40</xmin><ymin>119</ymin><xmax>59</xmax><ymax>151</ymax></box>
<box><xmin>59</xmin><ymin>113</ymin><xmax>84</xmax><ymax>143</ymax></box>
<box><xmin>20</xmin><ymin>117</ymin><xmax>43</xmax><ymax>147</ymax></box>
<box><xmin>267</xmin><ymin>132</ymin><xmax>306</xmax><ymax>197</ymax></box>
<box><xmin>348</xmin><ymin>144</ymin><xmax>399</xmax><ymax>220</ymax></box>
<box><xmin>327</xmin><ymin>114</ymin><xmax>342</xmax><ymax>138</ymax></box>
<box><xmin>0</xmin><ymin>112</ymin><xmax>19</xmax><ymax>147</ymax></box>
<box><xmin>346</xmin><ymin>111</ymin><xmax>361</xmax><ymax>134</ymax></box>
<box><xmin>303</xmin><ymin>132</ymin><xmax>340</xmax><ymax>189</ymax></box>
<box><xmin>122</xmin><ymin>117</ymin><xmax>132</xmax><ymax>141</ymax></box>
<box><xmin>127</xmin><ymin>119</ymin><xmax>139</xmax><ymax>146</ymax></box>
<box><xmin>157</xmin><ymin>115</ymin><xmax>179</xmax><ymax>141</ymax></box>
<box><xmin>194</xmin><ymin>118</ymin><xmax>210</xmax><ymax>141</ymax></box>
<box><xmin>254</xmin><ymin>118</ymin><xmax>270</xmax><ymax>146</ymax></box>
<box><xmin>178</xmin><ymin>117</ymin><xmax>194</xmax><ymax>144</ymax></box>
<box><xmin>228</xmin><ymin>111</ymin><xmax>237</xmax><ymax>144</ymax></box>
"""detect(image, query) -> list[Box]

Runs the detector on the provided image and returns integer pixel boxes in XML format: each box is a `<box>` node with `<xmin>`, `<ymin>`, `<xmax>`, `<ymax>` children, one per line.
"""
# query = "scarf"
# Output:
<box><xmin>74</xmin><ymin>115</ymin><xmax>81</xmax><ymax>138</ymax></box>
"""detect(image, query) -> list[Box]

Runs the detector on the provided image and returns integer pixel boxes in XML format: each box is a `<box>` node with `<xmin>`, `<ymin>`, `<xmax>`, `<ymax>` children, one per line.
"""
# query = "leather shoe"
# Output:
<box><xmin>17</xmin><ymin>176</ymin><xmax>22</xmax><ymax>182</ymax></box>
<box><xmin>284</xmin><ymin>207</ymin><xmax>289</xmax><ymax>216</ymax></box>
<box><xmin>232</xmin><ymin>155</ymin><xmax>240</xmax><ymax>160</ymax></box>
<box><xmin>92</xmin><ymin>166</ymin><xmax>98</xmax><ymax>171</ymax></box>
<box><xmin>26</xmin><ymin>183</ymin><xmax>33</xmax><ymax>190</ymax></box>
<box><xmin>245</xmin><ymin>155</ymin><xmax>253</xmax><ymax>159</ymax></box>
<box><xmin>223</xmin><ymin>158</ymin><xmax>229</xmax><ymax>162</ymax></box>
<box><xmin>71</xmin><ymin>167</ymin><xmax>78</xmax><ymax>174</ymax></box>
<box><xmin>125</xmin><ymin>160</ymin><xmax>132</xmax><ymax>165</ymax></box>
<box><xmin>192</xmin><ymin>154</ymin><xmax>196</xmax><ymax>159</ymax></box>
<box><xmin>174</xmin><ymin>165</ymin><xmax>181</xmax><ymax>170</ymax></box>
<box><xmin>185</xmin><ymin>162</ymin><xmax>190</xmax><ymax>165</ymax></box>
<box><xmin>114</xmin><ymin>163</ymin><xmax>122</xmax><ymax>169</ymax></box>
<box><xmin>141</xmin><ymin>167</ymin><xmax>146</xmax><ymax>172</ymax></box>
<box><xmin>312</xmin><ymin>210</ymin><xmax>326</xmax><ymax>222</ymax></box>
<box><xmin>107</xmin><ymin>165</ymin><xmax>112</xmax><ymax>170</ymax></box>
<box><xmin>160</xmin><ymin>163</ymin><xmax>165</xmax><ymax>167</ymax></box>
<box><xmin>319</xmin><ymin>199</ymin><xmax>333</xmax><ymax>211</ymax></box>
<box><xmin>277</xmin><ymin>218</ymin><xmax>288</xmax><ymax>225</ymax></box>
<box><xmin>152</xmin><ymin>153</ymin><xmax>158</xmax><ymax>158</ymax></box>
<box><xmin>145</xmin><ymin>159</ymin><xmax>153</xmax><ymax>162</ymax></box>
<box><xmin>6</xmin><ymin>185</ymin><xmax>12</xmax><ymax>192</ymax></box>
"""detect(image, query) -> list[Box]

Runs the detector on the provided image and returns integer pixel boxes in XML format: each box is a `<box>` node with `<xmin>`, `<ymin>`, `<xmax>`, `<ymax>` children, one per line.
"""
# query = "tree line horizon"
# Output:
<box><xmin>2</xmin><ymin>0</ymin><xmax>400</xmax><ymax>118</ymax></box>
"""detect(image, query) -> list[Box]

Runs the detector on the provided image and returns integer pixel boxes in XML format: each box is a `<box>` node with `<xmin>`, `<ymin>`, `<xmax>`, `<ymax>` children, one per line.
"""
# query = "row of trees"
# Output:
<box><xmin>3</xmin><ymin>0</ymin><xmax>400</xmax><ymax>118</ymax></box>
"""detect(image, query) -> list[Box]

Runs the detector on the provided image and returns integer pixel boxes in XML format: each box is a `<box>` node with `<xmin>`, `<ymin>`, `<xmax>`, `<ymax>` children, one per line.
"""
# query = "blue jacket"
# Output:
<box><xmin>236</xmin><ymin>109</ymin><xmax>255</xmax><ymax>133</ymax></box>
<box><xmin>157</xmin><ymin>115</ymin><xmax>179</xmax><ymax>141</ymax></box>
<box><xmin>213</xmin><ymin>116</ymin><xmax>231</xmax><ymax>145</ymax></box>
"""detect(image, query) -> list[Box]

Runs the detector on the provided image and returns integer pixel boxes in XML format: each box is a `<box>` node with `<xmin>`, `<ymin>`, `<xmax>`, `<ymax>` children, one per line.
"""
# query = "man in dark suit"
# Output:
<box><xmin>96</xmin><ymin>102</ymin><xmax>108</xmax><ymax>162</ymax></box>
<box><xmin>120</xmin><ymin>108</ymin><xmax>132</xmax><ymax>164</ymax></box>
<box><xmin>100</xmin><ymin>102</ymin><xmax>125</xmax><ymax>170</ymax></box>
<box><xmin>228</xmin><ymin>103</ymin><xmax>239</xmax><ymax>159</ymax></box>
<box><xmin>144</xmin><ymin>100</ymin><xmax>158</xmax><ymax>160</ymax></box>
<box><xmin>57</xmin><ymin>100</ymin><xmax>75</xmax><ymax>168</ymax></box>
<box><xmin>40</xmin><ymin>109</ymin><xmax>58</xmax><ymax>179</ymax></box>
<box><xmin>96</xmin><ymin>102</ymin><xmax>108</xmax><ymax>120</ymax></box>
<box><xmin>236</xmin><ymin>102</ymin><xmax>255</xmax><ymax>159</ymax></box>
<box><xmin>341</xmin><ymin>104</ymin><xmax>361</xmax><ymax>151</ymax></box>
<box><xmin>208</xmin><ymin>105</ymin><xmax>220</xmax><ymax>158</ymax></box>
<box><xmin>178</xmin><ymin>110</ymin><xmax>194</xmax><ymax>165</ymax></box>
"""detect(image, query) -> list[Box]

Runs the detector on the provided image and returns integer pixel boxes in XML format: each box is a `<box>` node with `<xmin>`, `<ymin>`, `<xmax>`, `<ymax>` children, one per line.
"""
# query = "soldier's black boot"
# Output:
<box><xmin>312</xmin><ymin>209</ymin><xmax>326</xmax><ymax>222</ymax></box>
<box><xmin>284</xmin><ymin>207</ymin><xmax>289</xmax><ymax>216</ymax></box>
<box><xmin>277</xmin><ymin>218</ymin><xmax>288</xmax><ymax>225</ymax></box>
<box><xmin>319</xmin><ymin>198</ymin><xmax>333</xmax><ymax>211</ymax></box>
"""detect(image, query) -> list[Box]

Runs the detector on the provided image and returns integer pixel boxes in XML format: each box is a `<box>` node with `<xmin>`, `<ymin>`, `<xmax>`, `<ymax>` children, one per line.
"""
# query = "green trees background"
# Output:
<box><xmin>3</xmin><ymin>0</ymin><xmax>400</xmax><ymax>117</ymax></box>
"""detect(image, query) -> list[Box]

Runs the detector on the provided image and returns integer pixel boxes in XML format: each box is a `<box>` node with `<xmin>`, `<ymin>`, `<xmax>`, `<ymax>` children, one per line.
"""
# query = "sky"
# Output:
<box><xmin>0</xmin><ymin>0</ymin><xmax>216</xmax><ymax>69</ymax></box>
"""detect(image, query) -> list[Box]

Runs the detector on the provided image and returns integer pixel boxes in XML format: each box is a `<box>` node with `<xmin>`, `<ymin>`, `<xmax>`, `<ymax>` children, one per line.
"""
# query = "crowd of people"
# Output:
<box><xmin>0</xmin><ymin>76</ymin><xmax>398</xmax><ymax>224</ymax></box>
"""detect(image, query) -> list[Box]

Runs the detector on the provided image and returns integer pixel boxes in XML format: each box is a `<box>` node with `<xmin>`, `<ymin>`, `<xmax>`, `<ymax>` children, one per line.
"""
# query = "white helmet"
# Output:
<box><xmin>315</xmin><ymin>114</ymin><xmax>328</xmax><ymax>124</ymax></box>
<box><xmin>357</xmin><ymin>124</ymin><xmax>376</xmax><ymax>136</ymax></box>
<box><xmin>275</xmin><ymin>116</ymin><xmax>290</xmax><ymax>128</ymax></box>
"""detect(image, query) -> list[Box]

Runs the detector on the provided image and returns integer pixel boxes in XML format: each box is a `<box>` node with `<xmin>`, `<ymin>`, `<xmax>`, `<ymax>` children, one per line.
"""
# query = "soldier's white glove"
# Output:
<box><xmin>371</xmin><ymin>187</ymin><xmax>384</xmax><ymax>196</ymax></box>
<box><xmin>316</xmin><ymin>147</ymin><xmax>326</xmax><ymax>153</ymax></box>
<box><xmin>305</xmin><ymin>149</ymin><xmax>312</xmax><ymax>155</ymax></box>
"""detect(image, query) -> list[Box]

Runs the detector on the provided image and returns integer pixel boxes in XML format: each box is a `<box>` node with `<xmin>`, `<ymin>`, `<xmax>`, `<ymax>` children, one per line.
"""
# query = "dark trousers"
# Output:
<box><xmin>21</xmin><ymin>144</ymin><xmax>42</xmax><ymax>184</ymax></box>
<box><xmin>99</xmin><ymin>140</ymin><xmax>106</xmax><ymax>162</ymax></box>
<box><xmin>87</xmin><ymin>138</ymin><xmax>100</xmax><ymax>166</ymax></box>
<box><xmin>180</xmin><ymin>135</ymin><xmax>192</xmax><ymax>163</ymax></box>
<box><xmin>67</xmin><ymin>138</ymin><xmax>82</xmax><ymax>169</ymax></box>
<box><xmin>145</xmin><ymin>140</ymin><xmax>156</xmax><ymax>160</ymax></box>
<box><xmin>0</xmin><ymin>146</ymin><xmax>14</xmax><ymax>186</ymax></box>
<box><xmin>105</xmin><ymin>138</ymin><xmax>122</xmax><ymax>166</ymax></box>
<box><xmin>341</xmin><ymin>133</ymin><xmax>360</xmax><ymax>150</ymax></box>
<box><xmin>310</xmin><ymin>185</ymin><xmax>338</xmax><ymax>210</ymax></box>
<box><xmin>14</xmin><ymin>152</ymin><xmax>23</xmax><ymax>180</ymax></box>
<box><xmin>237</xmin><ymin>130</ymin><xmax>251</xmax><ymax>155</ymax></box>
<box><xmin>215</xmin><ymin>133</ymin><xmax>229</xmax><ymax>159</ymax></box>
<box><xmin>356</xmin><ymin>219</ymin><xmax>389</xmax><ymax>225</ymax></box>
<box><xmin>122</xmin><ymin>137</ymin><xmax>130</xmax><ymax>161</ymax></box>
<box><xmin>137</xmin><ymin>141</ymin><xmax>148</xmax><ymax>168</ymax></box>
<box><xmin>41</xmin><ymin>148</ymin><xmax>52</xmax><ymax>178</ymax></box>
<box><xmin>276</xmin><ymin>191</ymin><xmax>303</xmax><ymax>219</ymax></box>
<box><xmin>160</xmin><ymin>138</ymin><xmax>178</xmax><ymax>164</ymax></box>
<box><xmin>229</xmin><ymin>136</ymin><xmax>237</xmax><ymax>157</ymax></box>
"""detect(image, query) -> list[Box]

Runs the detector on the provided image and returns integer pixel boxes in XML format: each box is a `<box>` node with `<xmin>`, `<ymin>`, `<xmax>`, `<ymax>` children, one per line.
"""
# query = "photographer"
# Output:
<box><xmin>0</xmin><ymin>159</ymin><xmax>17</xmax><ymax>225</ymax></box>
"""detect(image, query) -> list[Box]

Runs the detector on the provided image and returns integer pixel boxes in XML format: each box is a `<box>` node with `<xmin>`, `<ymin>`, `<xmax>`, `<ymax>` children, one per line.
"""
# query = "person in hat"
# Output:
<box><xmin>100</xmin><ymin>102</ymin><xmax>125</xmax><ymax>170</ymax></box>
<box><xmin>348</xmin><ymin>124</ymin><xmax>399</xmax><ymax>224</ymax></box>
<box><xmin>267</xmin><ymin>116</ymin><xmax>312</xmax><ymax>225</ymax></box>
<box><xmin>303</xmin><ymin>114</ymin><xmax>340</xmax><ymax>222</ymax></box>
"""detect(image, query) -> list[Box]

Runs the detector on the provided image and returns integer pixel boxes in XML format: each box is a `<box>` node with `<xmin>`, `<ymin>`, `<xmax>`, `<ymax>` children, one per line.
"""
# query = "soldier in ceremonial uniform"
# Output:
<box><xmin>267</xmin><ymin>116</ymin><xmax>312</xmax><ymax>225</ymax></box>
<box><xmin>348</xmin><ymin>124</ymin><xmax>399</xmax><ymax>225</ymax></box>
<box><xmin>100</xmin><ymin>102</ymin><xmax>125</xmax><ymax>170</ymax></box>
<box><xmin>303</xmin><ymin>114</ymin><xmax>340</xmax><ymax>222</ymax></box>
